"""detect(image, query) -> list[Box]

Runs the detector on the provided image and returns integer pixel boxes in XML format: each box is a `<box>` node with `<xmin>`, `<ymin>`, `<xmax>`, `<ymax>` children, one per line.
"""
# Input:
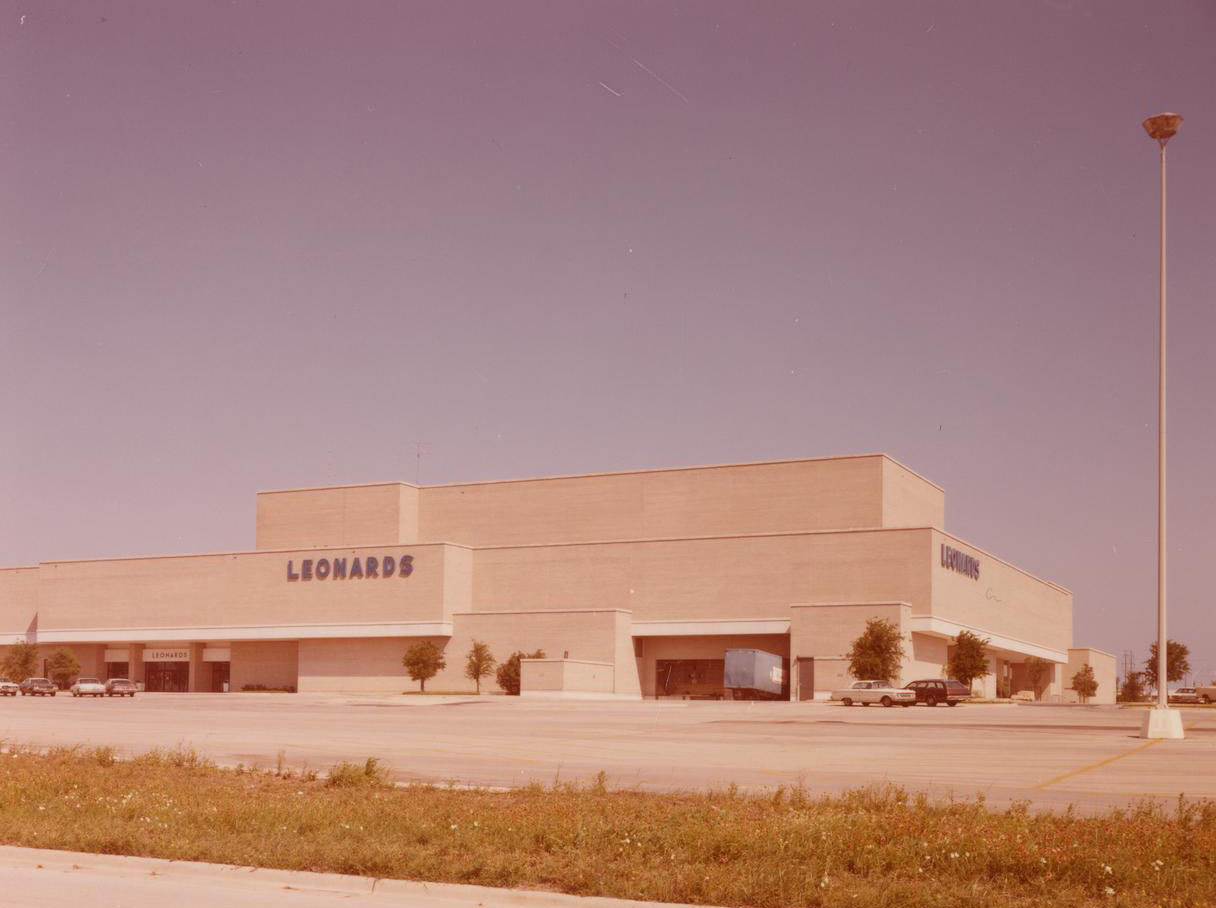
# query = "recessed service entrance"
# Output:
<box><xmin>143</xmin><ymin>647</ymin><xmax>190</xmax><ymax>692</ymax></box>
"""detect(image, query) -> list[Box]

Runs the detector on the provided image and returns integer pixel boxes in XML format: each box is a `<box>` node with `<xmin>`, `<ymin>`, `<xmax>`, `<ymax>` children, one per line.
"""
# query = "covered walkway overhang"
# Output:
<box><xmin>908</xmin><ymin>615</ymin><xmax>1067</xmax><ymax>663</ymax></box>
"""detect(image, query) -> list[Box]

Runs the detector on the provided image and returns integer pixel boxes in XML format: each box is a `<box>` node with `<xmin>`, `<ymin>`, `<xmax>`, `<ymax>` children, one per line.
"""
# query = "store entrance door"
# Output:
<box><xmin>209</xmin><ymin>662</ymin><xmax>230</xmax><ymax>692</ymax></box>
<box><xmin>144</xmin><ymin>662</ymin><xmax>189</xmax><ymax>692</ymax></box>
<box><xmin>797</xmin><ymin>658</ymin><xmax>815</xmax><ymax>701</ymax></box>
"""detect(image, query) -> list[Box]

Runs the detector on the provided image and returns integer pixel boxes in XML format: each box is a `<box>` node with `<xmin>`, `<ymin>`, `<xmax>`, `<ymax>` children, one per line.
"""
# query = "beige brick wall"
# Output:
<box><xmin>299</xmin><ymin>636</ymin><xmax>450</xmax><ymax>693</ymax></box>
<box><xmin>472</xmin><ymin>529</ymin><xmax>932</xmax><ymax>621</ymax></box>
<box><xmin>1064</xmin><ymin>647</ymin><xmax>1116</xmax><ymax>704</ymax></box>
<box><xmin>790</xmin><ymin>602</ymin><xmax>912</xmax><ymax>695</ymax></box>
<box><xmin>23</xmin><ymin>543</ymin><xmax>459</xmax><ymax>632</ymax></box>
<box><xmin>446</xmin><ymin>609</ymin><xmax>634</xmax><ymax>694</ymax></box>
<box><xmin>930</xmin><ymin>530</ymin><xmax>1072</xmax><ymax>653</ymax></box>
<box><xmin>520</xmin><ymin>659</ymin><xmax>614</xmax><ymax>694</ymax></box>
<box><xmin>419</xmin><ymin>456</ymin><xmax>890</xmax><ymax>547</ymax></box>
<box><xmin>882</xmin><ymin>458</ymin><xmax>945</xmax><ymax>528</ymax></box>
<box><xmin>230</xmin><ymin>641</ymin><xmax>298</xmax><ymax>691</ymax></box>
<box><xmin>255</xmin><ymin>483</ymin><xmax>417</xmax><ymax>550</ymax></box>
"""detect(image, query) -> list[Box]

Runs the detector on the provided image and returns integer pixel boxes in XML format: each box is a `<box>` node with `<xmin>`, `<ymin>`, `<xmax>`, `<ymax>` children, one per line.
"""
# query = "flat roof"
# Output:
<box><xmin>257</xmin><ymin>453</ymin><xmax>945</xmax><ymax>496</ymax></box>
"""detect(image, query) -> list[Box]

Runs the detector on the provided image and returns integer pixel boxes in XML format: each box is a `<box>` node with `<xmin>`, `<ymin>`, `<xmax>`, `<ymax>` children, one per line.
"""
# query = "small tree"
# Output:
<box><xmin>1119</xmin><ymin>671</ymin><xmax>1146</xmax><ymax>703</ymax></box>
<box><xmin>495</xmin><ymin>649</ymin><xmax>546</xmax><ymax>696</ymax></box>
<box><xmin>47</xmin><ymin>648</ymin><xmax>80</xmax><ymax>689</ymax></box>
<box><xmin>1024</xmin><ymin>656</ymin><xmax>1052</xmax><ymax>701</ymax></box>
<box><xmin>402</xmin><ymin>641</ymin><xmax>446</xmax><ymax>693</ymax></box>
<box><xmin>464</xmin><ymin>640</ymin><xmax>496</xmax><ymax>694</ymax></box>
<box><xmin>1142</xmin><ymin>639</ymin><xmax>1190</xmax><ymax>693</ymax></box>
<box><xmin>947</xmin><ymin>631</ymin><xmax>990</xmax><ymax>691</ymax></box>
<box><xmin>846</xmin><ymin>618</ymin><xmax>905</xmax><ymax>683</ymax></box>
<box><xmin>1071</xmin><ymin>663</ymin><xmax>1098</xmax><ymax>704</ymax></box>
<box><xmin>1</xmin><ymin>640</ymin><xmax>40</xmax><ymax>681</ymax></box>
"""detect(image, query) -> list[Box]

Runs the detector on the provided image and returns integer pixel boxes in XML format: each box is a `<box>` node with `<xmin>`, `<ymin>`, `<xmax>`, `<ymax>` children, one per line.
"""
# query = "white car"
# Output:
<box><xmin>832</xmin><ymin>679</ymin><xmax>916</xmax><ymax>708</ymax></box>
<box><xmin>70</xmin><ymin>677</ymin><xmax>106</xmax><ymax>698</ymax></box>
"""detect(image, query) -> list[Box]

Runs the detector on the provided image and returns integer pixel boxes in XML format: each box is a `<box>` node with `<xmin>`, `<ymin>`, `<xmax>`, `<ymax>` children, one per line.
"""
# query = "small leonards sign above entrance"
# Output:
<box><xmin>940</xmin><ymin>544</ymin><xmax>980</xmax><ymax>581</ymax></box>
<box><xmin>144</xmin><ymin>648</ymin><xmax>190</xmax><ymax>662</ymax></box>
<box><xmin>287</xmin><ymin>553</ymin><xmax>414</xmax><ymax>582</ymax></box>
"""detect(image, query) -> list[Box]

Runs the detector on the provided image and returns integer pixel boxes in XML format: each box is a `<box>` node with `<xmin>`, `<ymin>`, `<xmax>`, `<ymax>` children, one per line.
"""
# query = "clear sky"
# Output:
<box><xmin>3</xmin><ymin>1</ymin><xmax>1214</xmax><ymax>683</ymax></box>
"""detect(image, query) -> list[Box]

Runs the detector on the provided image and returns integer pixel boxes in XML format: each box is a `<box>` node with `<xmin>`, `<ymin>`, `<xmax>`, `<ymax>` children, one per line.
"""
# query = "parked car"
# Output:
<box><xmin>832</xmin><ymin>679</ymin><xmax>917</xmax><ymax>707</ymax></box>
<box><xmin>1196</xmin><ymin>685</ymin><xmax>1216</xmax><ymax>705</ymax></box>
<box><xmin>70</xmin><ymin>677</ymin><xmax>106</xmax><ymax>698</ymax></box>
<box><xmin>0</xmin><ymin>680</ymin><xmax>18</xmax><ymax>697</ymax></box>
<box><xmin>904</xmin><ymin>679</ymin><xmax>972</xmax><ymax>707</ymax></box>
<box><xmin>104</xmin><ymin>678</ymin><xmax>137</xmax><ymax>697</ymax></box>
<box><xmin>1168</xmin><ymin>687</ymin><xmax>1199</xmax><ymax>704</ymax></box>
<box><xmin>19</xmin><ymin>677</ymin><xmax>57</xmax><ymax>696</ymax></box>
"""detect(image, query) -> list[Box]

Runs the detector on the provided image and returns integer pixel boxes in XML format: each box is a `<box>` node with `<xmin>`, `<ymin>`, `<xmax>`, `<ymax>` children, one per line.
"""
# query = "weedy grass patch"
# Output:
<box><xmin>0</xmin><ymin>744</ymin><xmax>1213</xmax><ymax>907</ymax></box>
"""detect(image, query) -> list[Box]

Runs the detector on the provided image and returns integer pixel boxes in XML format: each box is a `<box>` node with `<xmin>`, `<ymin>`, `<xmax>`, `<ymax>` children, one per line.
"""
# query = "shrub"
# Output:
<box><xmin>47</xmin><ymin>648</ymin><xmax>80</xmax><ymax>689</ymax></box>
<box><xmin>1</xmin><ymin>641</ymin><xmax>39</xmax><ymax>682</ymax></box>
<box><xmin>495</xmin><ymin>649</ymin><xmax>546</xmax><ymax>696</ymax></box>
<box><xmin>326</xmin><ymin>756</ymin><xmax>389</xmax><ymax>788</ymax></box>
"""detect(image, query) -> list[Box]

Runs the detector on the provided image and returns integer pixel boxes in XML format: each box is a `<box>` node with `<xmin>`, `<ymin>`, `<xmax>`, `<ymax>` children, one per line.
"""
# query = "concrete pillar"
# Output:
<box><xmin>129</xmin><ymin>644</ymin><xmax>145</xmax><ymax>686</ymax></box>
<box><xmin>187</xmin><ymin>643</ymin><xmax>205</xmax><ymax>692</ymax></box>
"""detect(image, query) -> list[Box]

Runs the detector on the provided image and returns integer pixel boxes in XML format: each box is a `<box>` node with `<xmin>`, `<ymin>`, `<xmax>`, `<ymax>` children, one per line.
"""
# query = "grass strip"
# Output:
<box><xmin>0</xmin><ymin>744</ymin><xmax>1213</xmax><ymax>907</ymax></box>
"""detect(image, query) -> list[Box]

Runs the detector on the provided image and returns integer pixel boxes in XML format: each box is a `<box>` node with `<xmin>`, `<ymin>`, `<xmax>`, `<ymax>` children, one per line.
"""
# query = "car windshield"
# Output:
<box><xmin>78</xmin><ymin>678</ymin><xmax>100</xmax><ymax>684</ymax></box>
<box><xmin>110</xmin><ymin>679</ymin><xmax>132</xmax><ymax>685</ymax></box>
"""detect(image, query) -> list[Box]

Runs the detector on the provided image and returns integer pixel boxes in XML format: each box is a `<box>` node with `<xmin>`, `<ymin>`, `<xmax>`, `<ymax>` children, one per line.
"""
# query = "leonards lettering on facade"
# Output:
<box><xmin>940</xmin><ymin>544</ymin><xmax>980</xmax><ymax>580</ymax></box>
<box><xmin>287</xmin><ymin>554</ymin><xmax>414</xmax><ymax>582</ymax></box>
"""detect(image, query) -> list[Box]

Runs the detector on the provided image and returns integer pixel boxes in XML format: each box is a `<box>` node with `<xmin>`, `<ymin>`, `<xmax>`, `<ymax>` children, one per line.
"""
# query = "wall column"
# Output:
<box><xmin>129</xmin><ymin>644</ymin><xmax>145</xmax><ymax>686</ymax></box>
<box><xmin>187</xmin><ymin>643</ymin><xmax>205</xmax><ymax>692</ymax></box>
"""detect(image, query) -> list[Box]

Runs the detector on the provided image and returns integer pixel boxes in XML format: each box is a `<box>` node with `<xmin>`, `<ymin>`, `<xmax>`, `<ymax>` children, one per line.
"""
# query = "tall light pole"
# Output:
<box><xmin>1140</xmin><ymin>112</ymin><xmax>1184</xmax><ymax>740</ymax></box>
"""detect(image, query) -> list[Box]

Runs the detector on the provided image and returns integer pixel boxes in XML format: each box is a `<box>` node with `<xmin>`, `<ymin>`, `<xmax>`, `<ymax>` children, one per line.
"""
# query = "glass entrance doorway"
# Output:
<box><xmin>209</xmin><ymin>662</ymin><xmax>230</xmax><ymax>692</ymax></box>
<box><xmin>144</xmin><ymin>662</ymin><xmax>189</xmax><ymax>692</ymax></box>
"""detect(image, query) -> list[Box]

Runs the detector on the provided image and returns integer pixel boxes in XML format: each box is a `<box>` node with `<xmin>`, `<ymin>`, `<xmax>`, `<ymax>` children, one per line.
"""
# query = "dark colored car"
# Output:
<box><xmin>20</xmin><ymin>677</ymin><xmax>57</xmax><ymax>696</ymax></box>
<box><xmin>904</xmin><ymin>679</ymin><xmax>971</xmax><ymax>707</ymax></box>
<box><xmin>105</xmin><ymin>678</ymin><xmax>137</xmax><ymax>697</ymax></box>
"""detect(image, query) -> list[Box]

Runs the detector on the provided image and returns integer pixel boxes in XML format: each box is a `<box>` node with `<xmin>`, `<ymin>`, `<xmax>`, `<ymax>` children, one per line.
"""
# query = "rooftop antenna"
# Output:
<box><xmin>412</xmin><ymin>441</ymin><xmax>432</xmax><ymax>485</ymax></box>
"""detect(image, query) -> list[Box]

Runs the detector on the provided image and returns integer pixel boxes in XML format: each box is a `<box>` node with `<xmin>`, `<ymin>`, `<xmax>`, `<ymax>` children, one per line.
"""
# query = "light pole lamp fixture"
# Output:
<box><xmin>1140</xmin><ymin>110</ymin><xmax>1185</xmax><ymax>740</ymax></box>
<box><xmin>1142</xmin><ymin>113</ymin><xmax>1183</xmax><ymax>147</ymax></box>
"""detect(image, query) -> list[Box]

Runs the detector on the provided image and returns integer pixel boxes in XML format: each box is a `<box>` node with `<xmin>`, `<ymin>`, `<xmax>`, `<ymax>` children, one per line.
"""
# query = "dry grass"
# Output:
<box><xmin>0</xmin><ymin>744</ymin><xmax>1214</xmax><ymax>907</ymax></box>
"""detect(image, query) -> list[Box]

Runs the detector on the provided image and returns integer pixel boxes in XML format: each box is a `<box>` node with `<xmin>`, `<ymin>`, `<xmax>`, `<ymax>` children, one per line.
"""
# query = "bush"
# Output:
<box><xmin>495</xmin><ymin>649</ymin><xmax>546</xmax><ymax>696</ymax></box>
<box><xmin>326</xmin><ymin>756</ymin><xmax>389</xmax><ymax>788</ymax></box>
<box><xmin>47</xmin><ymin>648</ymin><xmax>80</xmax><ymax>689</ymax></box>
<box><xmin>240</xmin><ymin>684</ymin><xmax>296</xmax><ymax>693</ymax></box>
<box><xmin>1</xmin><ymin>641</ymin><xmax>40</xmax><ymax>682</ymax></box>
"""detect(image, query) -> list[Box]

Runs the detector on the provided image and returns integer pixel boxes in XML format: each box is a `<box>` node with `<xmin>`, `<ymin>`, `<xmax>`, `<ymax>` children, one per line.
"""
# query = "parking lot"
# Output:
<box><xmin>4</xmin><ymin>693</ymin><xmax>1214</xmax><ymax>813</ymax></box>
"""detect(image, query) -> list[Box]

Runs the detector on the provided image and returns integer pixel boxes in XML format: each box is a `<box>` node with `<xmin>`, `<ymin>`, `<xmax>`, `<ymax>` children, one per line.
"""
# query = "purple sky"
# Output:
<box><xmin>3</xmin><ymin>1</ymin><xmax>1214</xmax><ymax>683</ymax></box>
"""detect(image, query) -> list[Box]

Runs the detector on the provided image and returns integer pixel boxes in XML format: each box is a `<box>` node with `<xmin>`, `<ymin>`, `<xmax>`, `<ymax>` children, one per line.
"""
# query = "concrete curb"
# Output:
<box><xmin>0</xmin><ymin>845</ymin><xmax>708</xmax><ymax>907</ymax></box>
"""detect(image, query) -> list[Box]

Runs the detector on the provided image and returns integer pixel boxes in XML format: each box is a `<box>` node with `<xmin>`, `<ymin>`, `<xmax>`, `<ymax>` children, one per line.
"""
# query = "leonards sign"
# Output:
<box><xmin>287</xmin><ymin>553</ymin><xmax>414</xmax><ymax>582</ymax></box>
<box><xmin>940</xmin><ymin>544</ymin><xmax>980</xmax><ymax>580</ymax></box>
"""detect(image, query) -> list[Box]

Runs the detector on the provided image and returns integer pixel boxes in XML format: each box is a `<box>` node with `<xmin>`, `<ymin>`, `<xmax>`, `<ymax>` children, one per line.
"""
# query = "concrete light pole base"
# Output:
<box><xmin>1141</xmin><ymin>707</ymin><xmax>1185</xmax><ymax>739</ymax></box>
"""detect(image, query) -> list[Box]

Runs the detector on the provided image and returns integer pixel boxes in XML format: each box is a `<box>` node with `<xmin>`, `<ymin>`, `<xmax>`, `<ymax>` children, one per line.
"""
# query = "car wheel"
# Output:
<box><xmin>1202</xmin><ymin>696</ymin><xmax>1212</xmax><ymax>705</ymax></box>
<box><xmin>881</xmin><ymin>696</ymin><xmax>893</xmax><ymax>708</ymax></box>
<box><xmin>841</xmin><ymin>697</ymin><xmax>852</xmax><ymax>707</ymax></box>
<box><xmin>948</xmin><ymin>701</ymin><xmax>958</xmax><ymax>707</ymax></box>
<box><xmin>925</xmin><ymin>695</ymin><xmax>937</xmax><ymax>707</ymax></box>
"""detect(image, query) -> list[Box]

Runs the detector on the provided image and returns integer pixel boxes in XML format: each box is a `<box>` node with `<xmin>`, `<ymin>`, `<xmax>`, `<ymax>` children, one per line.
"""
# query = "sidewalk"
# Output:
<box><xmin>0</xmin><ymin>845</ymin><xmax>708</xmax><ymax>908</ymax></box>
